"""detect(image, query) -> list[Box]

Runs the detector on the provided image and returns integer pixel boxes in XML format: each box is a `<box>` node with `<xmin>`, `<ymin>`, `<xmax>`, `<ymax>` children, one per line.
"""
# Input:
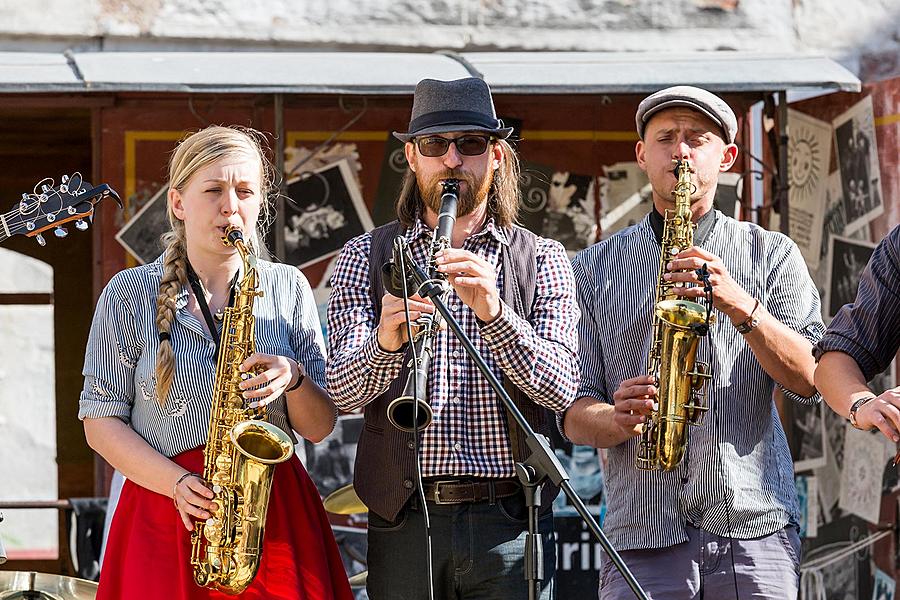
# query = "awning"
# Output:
<box><xmin>0</xmin><ymin>50</ymin><xmax>861</xmax><ymax>95</ymax></box>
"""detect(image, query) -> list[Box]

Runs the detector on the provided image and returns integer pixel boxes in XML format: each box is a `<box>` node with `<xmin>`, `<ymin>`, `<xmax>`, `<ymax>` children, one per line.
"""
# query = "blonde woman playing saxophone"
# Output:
<box><xmin>80</xmin><ymin>126</ymin><xmax>352</xmax><ymax>600</ymax></box>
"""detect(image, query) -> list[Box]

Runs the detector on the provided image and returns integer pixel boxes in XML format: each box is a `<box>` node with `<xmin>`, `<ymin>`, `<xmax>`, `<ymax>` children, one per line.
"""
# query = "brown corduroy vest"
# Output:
<box><xmin>354</xmin><ymin>220</ymin><xmax>560</xmax><ymax>521</ymax></box>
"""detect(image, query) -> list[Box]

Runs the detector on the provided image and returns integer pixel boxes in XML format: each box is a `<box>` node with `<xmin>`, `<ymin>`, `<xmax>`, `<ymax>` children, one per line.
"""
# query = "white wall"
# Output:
<box><xmin>0</xmin><ymin>0</ymin><xmax>897</xmax><ymax>80</ymax></box>
<box><xmin>0</xmin><ymin>248</ymin><xmax>57</xmax><ymax>559</ymax></box>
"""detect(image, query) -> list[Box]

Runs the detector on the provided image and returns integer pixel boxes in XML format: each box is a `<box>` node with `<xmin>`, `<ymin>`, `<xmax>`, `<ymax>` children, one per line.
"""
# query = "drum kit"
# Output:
<box><xmin>0</xmin><ymin>571</ymin><xmax>97</xmax><ymax>600</ymax></box>
<box><xmin>323</xmin><ymin>483</ymin><xmax>368</xmax><ymax>589</ymax></box>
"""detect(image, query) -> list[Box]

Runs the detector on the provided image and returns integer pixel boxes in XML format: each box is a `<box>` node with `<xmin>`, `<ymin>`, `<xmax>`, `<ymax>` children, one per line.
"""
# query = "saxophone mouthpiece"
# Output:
<box><xmin>223</xmin><ymin>225</ymin><xmax>244</xmax><ymax>246</ymax></box>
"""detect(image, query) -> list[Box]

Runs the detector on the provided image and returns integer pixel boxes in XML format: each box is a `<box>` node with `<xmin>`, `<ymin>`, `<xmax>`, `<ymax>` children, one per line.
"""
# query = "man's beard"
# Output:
<box><xmin>418</xmin><ymin>167</ymin><xmax>493</xmax><ymax>218</ymax></box>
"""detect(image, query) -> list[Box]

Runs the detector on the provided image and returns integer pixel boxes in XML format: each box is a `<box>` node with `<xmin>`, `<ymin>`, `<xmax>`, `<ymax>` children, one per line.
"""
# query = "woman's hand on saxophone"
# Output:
<box><xmin>612</xmin><ymin>375</ymin><xmax>658</xmax><ymax>437</ymax></box>
<box><xmin>173</xmin><ymin>473</ymin><xmax>216</xmax><ymax>532</ymax></box>
<box><xmin>238</xmin><ymin>353</ymin><xmax>302</xmax><ymax>407</ymax></box>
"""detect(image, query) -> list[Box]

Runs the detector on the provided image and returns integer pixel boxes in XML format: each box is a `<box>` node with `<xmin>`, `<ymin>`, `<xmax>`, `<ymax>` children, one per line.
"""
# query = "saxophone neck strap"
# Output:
<box><xmin>185</xmin><ymin>262</ymin><xmax>238</xmax><ymax>361</ymax></box>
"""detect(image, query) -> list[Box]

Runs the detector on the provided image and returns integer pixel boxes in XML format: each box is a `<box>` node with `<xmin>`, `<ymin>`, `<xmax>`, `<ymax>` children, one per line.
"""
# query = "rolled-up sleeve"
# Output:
<box><xmin>814</xmin><ymin>225</ymin><xmax>900</xmax><ymax>381</ymax></box>
<box><xmin>78</xmin><ymin>279</ymin><xmax>140</xmax><ymax>422</ymax></box>
<box><xmin>291</xmin><ymin>269</ymin><xmax>328</xmax><ymax>389</ymax></box>
<box><xmin>765</xmin><ymin>233</ymin><xmax>826</xmax><ymax>405</ymax></box>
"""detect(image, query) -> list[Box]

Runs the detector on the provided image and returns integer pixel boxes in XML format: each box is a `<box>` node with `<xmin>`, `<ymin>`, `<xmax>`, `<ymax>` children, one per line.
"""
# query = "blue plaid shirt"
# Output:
<box><xmin>326</xmin><ymin>217</ymin><xmax>580</xmax><ymax>478</ymax></box>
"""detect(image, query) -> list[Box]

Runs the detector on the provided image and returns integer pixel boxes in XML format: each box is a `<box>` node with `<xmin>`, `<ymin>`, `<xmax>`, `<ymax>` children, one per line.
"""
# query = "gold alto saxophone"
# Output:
<box><xmin>635</xmin><ymin>160</ymin><xmax>712</xmax><ymax>471</ymax></box>
<box><xmin>190</xmin><ymin>226</ymin><xmax>295</xmax><ymax>594</ymax></box>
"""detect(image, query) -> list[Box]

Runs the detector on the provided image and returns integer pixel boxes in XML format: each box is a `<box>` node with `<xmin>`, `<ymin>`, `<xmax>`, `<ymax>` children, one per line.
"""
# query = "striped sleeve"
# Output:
<box><xmin>571</xmin><ymin>251</ymin><xmax>609</xmax><ymax>403</ymax></box>
<box><xmin>291</xmin><ymin>268</ymin><xmax>328</xmax><ymax>389</ymax></box>
<box><xmin>764</xmin><ymin>232</ymin><xmax>825</xmax><ymax>404</ymax></box>
<box><xmin>814</xmin><ymin>225</ymin><xmax>900</xmax><ymax>380</ymax></box>
<box><xmin>78</xmin><ymin>275</ymin><xmax>141</xmax><ymax>422</ymax></box>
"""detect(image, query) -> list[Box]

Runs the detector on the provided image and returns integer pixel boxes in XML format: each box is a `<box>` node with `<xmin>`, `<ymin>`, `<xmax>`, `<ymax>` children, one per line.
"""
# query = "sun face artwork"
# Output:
<box><xmin>787</xmin><ymin>109</ymin><xmax>832</xmax><ymax>270</ymax></box>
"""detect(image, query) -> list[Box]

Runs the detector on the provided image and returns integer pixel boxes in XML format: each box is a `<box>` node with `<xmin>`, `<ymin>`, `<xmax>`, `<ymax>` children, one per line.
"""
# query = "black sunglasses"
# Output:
<box><xmin>414</xmin><ymin>135</ymin><xmax>493</xmax><ymax>158</ymax></box>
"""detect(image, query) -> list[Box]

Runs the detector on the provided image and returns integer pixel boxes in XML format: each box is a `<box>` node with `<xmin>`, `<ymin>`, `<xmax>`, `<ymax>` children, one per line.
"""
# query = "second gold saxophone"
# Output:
<box><xmin>635</xmin><ymin>160</ymin><xmax>712</xmax><ymax>471</ymax></box>
<box><xmin>190</xmin><ymin>226</ymin><xmax>295</xmax><ymax>594</ymax></box>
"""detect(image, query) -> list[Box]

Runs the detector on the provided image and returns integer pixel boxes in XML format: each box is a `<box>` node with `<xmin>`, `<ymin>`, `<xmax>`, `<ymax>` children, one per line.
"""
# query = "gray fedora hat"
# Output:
<box><xmin>635</xmin><ymin>85</ymin><xmax>738</xmax><ymax>144</ymax></box>
<box><xmin>393</xmin><ymin>77</ymin><xmax>514</xmax><ymax>143</ymax></box>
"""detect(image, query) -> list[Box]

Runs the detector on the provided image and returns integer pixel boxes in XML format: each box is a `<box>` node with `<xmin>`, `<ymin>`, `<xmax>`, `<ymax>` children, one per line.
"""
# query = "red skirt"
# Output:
<box><xmin>97</xmin><ymin>446</ymin><xmax>354</xmax><ymax>600</ymax></box>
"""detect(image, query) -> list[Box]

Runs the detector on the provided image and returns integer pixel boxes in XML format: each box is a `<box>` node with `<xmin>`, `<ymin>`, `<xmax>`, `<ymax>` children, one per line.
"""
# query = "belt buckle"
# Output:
<box><xmin>430</xmin><ymin>480</ymin><xmax>458</xmax><ymax>505</ymax></box>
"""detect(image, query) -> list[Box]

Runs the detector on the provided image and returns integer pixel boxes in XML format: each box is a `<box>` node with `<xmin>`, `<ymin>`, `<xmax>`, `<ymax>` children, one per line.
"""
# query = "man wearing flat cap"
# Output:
<box><xmin>327</xmin><ymin>77</ymin><xmax>579</xmax><ymax>599</ymax></box>
<box><xmin>563</xmin><ymin>86</ymin><xmax>824</xmax><ymax>598</ymax></box>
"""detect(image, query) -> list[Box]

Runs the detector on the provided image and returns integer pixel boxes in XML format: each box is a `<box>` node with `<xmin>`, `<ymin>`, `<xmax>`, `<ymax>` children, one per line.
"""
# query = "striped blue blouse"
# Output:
<box><xmin>78</xmin><ymin>253</ymin><xmax>327</xmax><ymax>458</ymax></box>
<box><xmin>572</xmin><ymin>211</ymin><xmax>825</xmax><ymax>551</ymax></box>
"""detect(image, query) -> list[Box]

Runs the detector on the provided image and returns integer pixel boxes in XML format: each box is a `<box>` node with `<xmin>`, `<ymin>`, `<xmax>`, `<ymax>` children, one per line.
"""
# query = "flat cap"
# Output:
<box><xmin>635</xmin><ymin>85</ymin><xmax>737</xmax><ymax>144</ymax></box>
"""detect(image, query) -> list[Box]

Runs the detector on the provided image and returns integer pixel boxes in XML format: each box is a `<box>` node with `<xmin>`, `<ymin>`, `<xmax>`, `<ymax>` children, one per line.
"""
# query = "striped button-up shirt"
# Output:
<box><xmin>326</xmin><ymin>217</ymin><xmax>580</xmax><ymax>478</ymax></box>
<box><xmin>572</xmin><ymin>211</ymin><xmax>824</xmax><ymax>551</ymax></box>
<box><xmin>814</xmin><ymin>224</ymin><xmax>900</xmax><ymax>376</ymax></box>
<box><xmin>78</xmin><ymin>254</ymin><xmax>327</xmax><ymax>457</ymax></box>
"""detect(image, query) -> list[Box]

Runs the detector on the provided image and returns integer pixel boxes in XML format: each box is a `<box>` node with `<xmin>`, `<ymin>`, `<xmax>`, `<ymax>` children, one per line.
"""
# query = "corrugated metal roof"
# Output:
<box><xmin>0</xmin><ymin>51</ymin><xmax>861</xmax><ymax>95</ymax></box>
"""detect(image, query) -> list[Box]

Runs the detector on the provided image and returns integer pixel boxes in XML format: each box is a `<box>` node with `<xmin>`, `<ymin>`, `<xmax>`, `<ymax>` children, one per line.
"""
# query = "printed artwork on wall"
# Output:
<box><xmin>787</xmin><ymin>109</ymin><xmax>832</xmax><ymax>270</ymax></box>
<box><xmin>833</xmin><ymin>96</ymin><xmax>884</xmax><ymax>235</ymax></box>
<box><xmin>280</xmin><ymin>159</ymin><xmax>374</xmax><ymax>269</ymax></box>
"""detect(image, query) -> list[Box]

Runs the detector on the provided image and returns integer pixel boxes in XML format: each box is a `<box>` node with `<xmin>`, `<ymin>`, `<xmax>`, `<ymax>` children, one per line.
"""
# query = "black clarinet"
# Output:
<box><xmin>386</xmin><ymin>179</ymin><xmax>459</xmax><ymax>432</ymax></box>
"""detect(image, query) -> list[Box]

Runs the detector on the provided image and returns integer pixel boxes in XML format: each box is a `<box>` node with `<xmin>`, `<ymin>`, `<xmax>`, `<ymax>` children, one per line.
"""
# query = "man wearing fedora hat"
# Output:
<box><xmin>326</xmin><ymin>77</ymin><xmax>580</xmax><ymax>599</ymax></box>
<box><xmin>563</xmin><ymin>86</ymin><xmax>824</xmax><ymax>599</ymax></box>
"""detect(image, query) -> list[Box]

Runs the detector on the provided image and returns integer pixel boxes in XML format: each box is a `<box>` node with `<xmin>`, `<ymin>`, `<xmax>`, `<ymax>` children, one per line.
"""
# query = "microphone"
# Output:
<box><xmin>382</xmin><ymin>237</ymin><xmax>416</xmax><ymax>298</ymax></box>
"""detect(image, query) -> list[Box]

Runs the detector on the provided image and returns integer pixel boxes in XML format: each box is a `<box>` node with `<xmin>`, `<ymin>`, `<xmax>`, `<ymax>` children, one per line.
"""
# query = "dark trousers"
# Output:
<box><xmin>366</xmin><ymin>491</ymin><xmax>556</xmax><ymax>600</ymax></box>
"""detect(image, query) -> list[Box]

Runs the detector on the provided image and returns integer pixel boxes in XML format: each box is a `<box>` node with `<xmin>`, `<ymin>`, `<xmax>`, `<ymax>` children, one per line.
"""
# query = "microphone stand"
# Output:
<box><xmin>392</xmin><ymin>237</ymin><xmax>649</xmax><ymax>600</ymax></box>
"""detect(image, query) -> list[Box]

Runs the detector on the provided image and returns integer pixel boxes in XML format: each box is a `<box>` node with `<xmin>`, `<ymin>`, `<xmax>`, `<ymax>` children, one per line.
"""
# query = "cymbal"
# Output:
<box><xmin>323</xmin><ymin>483</ymin><xmax>367</xmax><ymax>515</ymax></box>
<box><xmin>348</xmin><ymin>570</ymin><xmax>367</xmax><ymax>588</ymax></box>
<box><xmin>0</xmin><ymin>571</ymin><xmax>97</xmax><ymax>599</ymax></box>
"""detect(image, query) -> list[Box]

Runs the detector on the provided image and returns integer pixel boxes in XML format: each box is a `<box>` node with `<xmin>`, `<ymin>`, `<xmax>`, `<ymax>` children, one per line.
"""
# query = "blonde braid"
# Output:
<box><xmin>154</xmin><ymin>232</ymin><xmax>187</xmax><ymax>407</ymax></box>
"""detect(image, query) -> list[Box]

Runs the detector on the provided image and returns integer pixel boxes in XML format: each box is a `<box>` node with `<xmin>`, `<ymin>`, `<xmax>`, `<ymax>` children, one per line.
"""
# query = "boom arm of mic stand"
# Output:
<box><xmin>400</xmin><ymin>247</ymin><xmax>649</xmax><ymax>600</ymax></box>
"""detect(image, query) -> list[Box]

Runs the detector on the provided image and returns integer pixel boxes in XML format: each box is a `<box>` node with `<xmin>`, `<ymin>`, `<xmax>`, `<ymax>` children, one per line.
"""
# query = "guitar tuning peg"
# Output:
<box><xmin>75</xmin><ymin>219</ymin><xmax>89</xmax><ymax>231</ymax></box>
<box><xmin>35</xmin><ymin>233</ymin><xmax>46</xmax><ymax>247</ymax></box>
<box><xmin>41</xmin><ymin>184</ymin><xmax>50</xmax><ymax>193</ymax></box>
<box><xmin>54</xmin><ymin>226</ymin><xmax>68</xmax><ymax>238</ymax></box>
<box><xmin>61</xmin><ymin>175</ymin><xmax>69</xmax><ymax>183</ymax></box>
<box><xmin>60</xmin><ymin>184</ymin><xmax>68</xmax><ymax>193</ymax></box>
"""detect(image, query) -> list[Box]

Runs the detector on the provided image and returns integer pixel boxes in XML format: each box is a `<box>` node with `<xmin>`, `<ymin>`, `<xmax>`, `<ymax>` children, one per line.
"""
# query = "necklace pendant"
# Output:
<box><xmin>214</xmin><ymin>310</ymin><xmax>224</xmax><ymax>322</ymax></box>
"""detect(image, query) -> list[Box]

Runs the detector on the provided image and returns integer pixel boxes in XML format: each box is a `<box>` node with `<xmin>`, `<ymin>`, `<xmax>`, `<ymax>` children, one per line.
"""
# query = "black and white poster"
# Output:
<box><xmin>824</xmin><ymin>235</ymin><xmax>876</xmax><ymax>319</ymax></box>
<box><xmin>518</xmin><ymin>161</ymin><xmax>597</xmax><ymax>254</ymax></box>
<box><xmin>793</xmin><ymin>401</ymin><xmax>827</xmax><ymax>472</ymax></box>
<box><xmin>280</xmin><ymin>159</ymin><xmax>374</xmax><ymax>269</ymax></box>
<box><xmin>833</xmin><ymin>96</ymin><xmax>884</xmax><ymax>235</ymax></box>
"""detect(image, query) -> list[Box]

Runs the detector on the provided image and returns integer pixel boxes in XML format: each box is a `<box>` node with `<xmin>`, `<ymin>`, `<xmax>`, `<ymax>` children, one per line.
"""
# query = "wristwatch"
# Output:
<box><xmin>734</xmin><ymin>299</ymin><xmax>761</xmax><ymax>334</ymax></box>
<box><xmin>848</xmin><ymin>395</ymin><xmax>877</xmax><ymax>430</ymax></box>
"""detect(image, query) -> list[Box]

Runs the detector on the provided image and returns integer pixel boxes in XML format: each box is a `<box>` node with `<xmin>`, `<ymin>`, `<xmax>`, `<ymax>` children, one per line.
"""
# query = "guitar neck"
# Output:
<box><xmin>0</xmin><ymin>210</ymin><xmax>12</xmax><ymax>243</ymax></box>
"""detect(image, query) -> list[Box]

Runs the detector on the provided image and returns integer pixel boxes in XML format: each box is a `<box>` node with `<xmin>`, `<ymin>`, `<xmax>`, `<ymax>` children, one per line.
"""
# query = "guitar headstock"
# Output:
<box><xmin>1</xmin><ymin>173</ymin><xmax>123</xmax><ymax>246</ymax></box>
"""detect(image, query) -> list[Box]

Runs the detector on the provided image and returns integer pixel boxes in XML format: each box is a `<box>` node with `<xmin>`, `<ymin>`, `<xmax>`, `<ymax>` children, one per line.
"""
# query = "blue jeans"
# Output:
<box><xmin>366</xmin><ymin>492</ymin><xmax>556</xmax><ymax>600</ymax></box>
<box><xmin>599</xmin><ymin>524</ymin><xmax>801</xmax><ymax>600</ymax></box>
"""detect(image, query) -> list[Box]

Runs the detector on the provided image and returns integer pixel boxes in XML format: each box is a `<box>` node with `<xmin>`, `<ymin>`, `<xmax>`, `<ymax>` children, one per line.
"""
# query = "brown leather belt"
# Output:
<box><xmin>422</xmin><ymin>478</ymin><xmax>520</xmax><ymax>505</ymax></box>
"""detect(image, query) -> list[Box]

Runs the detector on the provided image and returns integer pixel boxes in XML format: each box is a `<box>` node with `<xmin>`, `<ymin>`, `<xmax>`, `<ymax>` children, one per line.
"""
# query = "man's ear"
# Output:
<box><xmin>720</xmin><ymin>143</ymin><xmax>738</xmax><ymax>172</ymax></box>
<box><xmin>635</xmin><ymin>140</ymin><xmax>646</xmax><ymax>170</ymax></box>
<box><xmin>169</xmin><ymin>188</ymin><xmax>185</xmax><ymax>220</ymax></box>
<box><xmin>491</xmin><ymin>140</ymin><xmax>503</xmax><ymax>170</ymax></box>
<box><xmin>404</xmin><ymin>142</ymin><xmax>417</xmax><ymax>173</ymax></box>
